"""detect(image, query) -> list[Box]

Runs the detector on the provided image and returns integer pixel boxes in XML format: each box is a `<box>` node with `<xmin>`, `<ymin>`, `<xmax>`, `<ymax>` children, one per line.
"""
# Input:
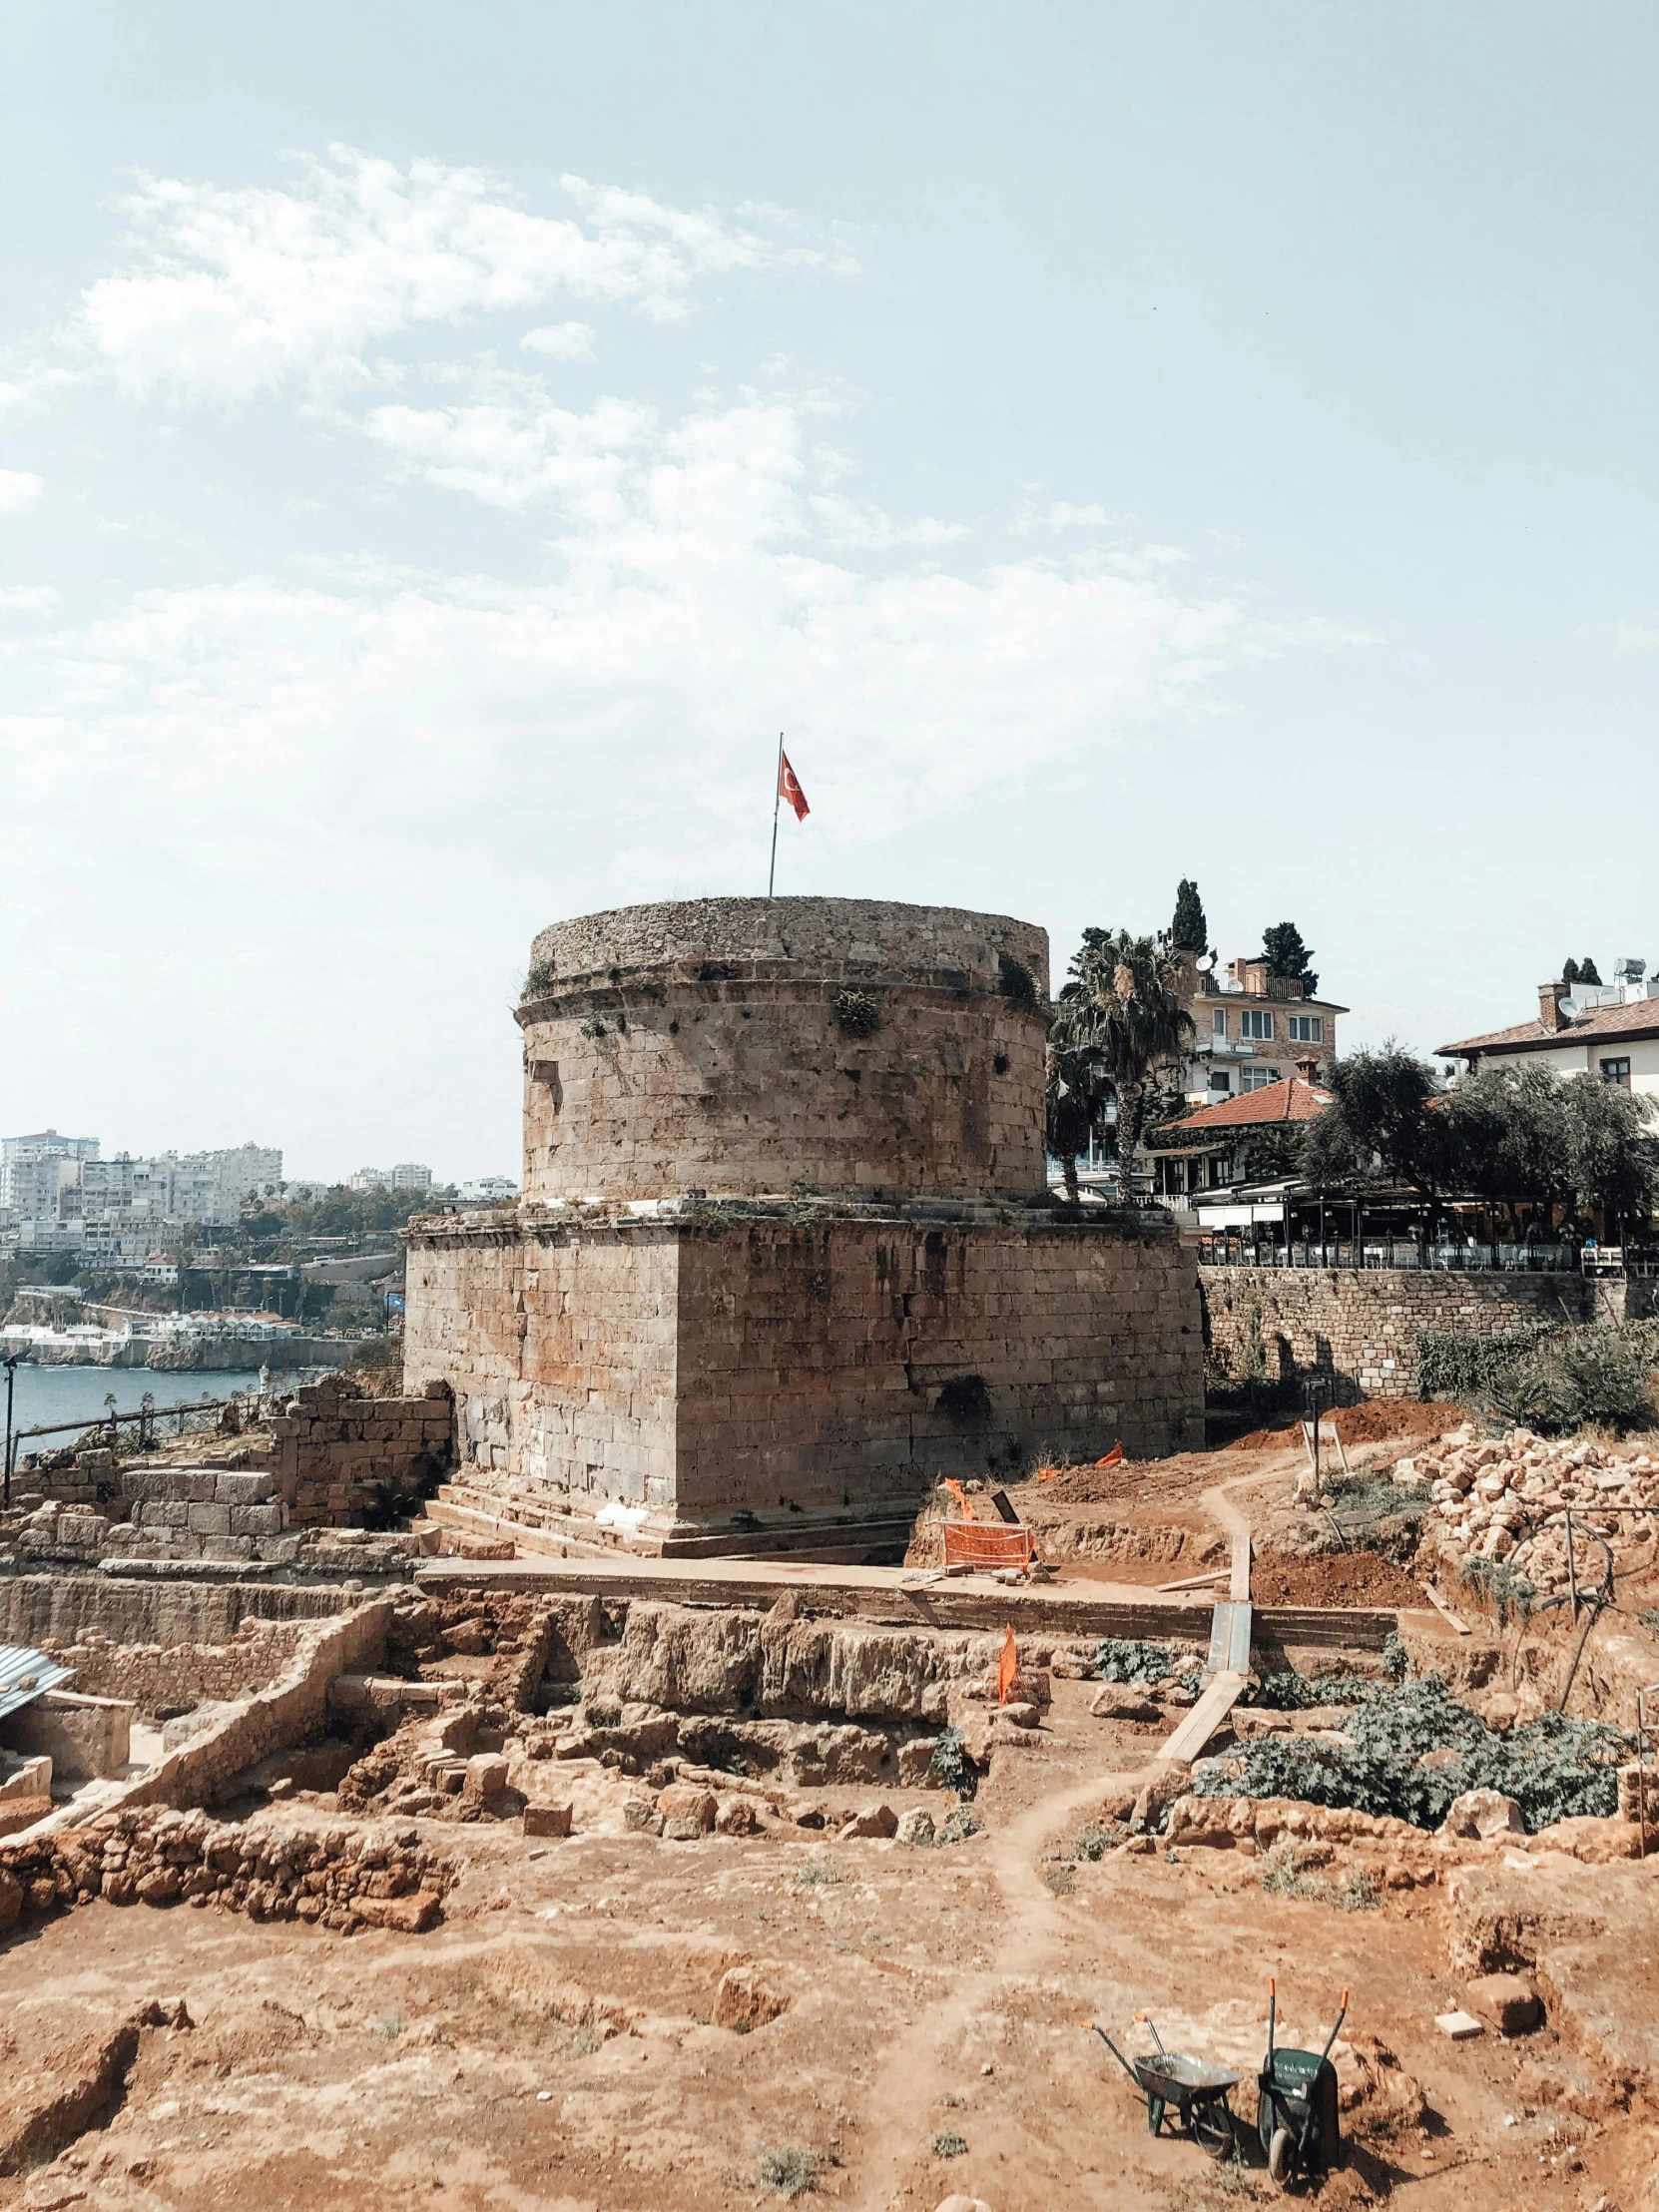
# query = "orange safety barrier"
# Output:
<box><xmin>941</xmin><ymin>1522</ymin><xmax>1033</xmax><ymax>1570</ymax></box>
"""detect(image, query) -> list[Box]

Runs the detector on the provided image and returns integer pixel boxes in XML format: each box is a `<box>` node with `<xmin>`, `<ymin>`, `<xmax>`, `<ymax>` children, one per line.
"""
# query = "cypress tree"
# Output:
<box><xmin>1170</xmin><ymin>878</ymin><xmax>1208</xmax><ymax>953</ymax></box>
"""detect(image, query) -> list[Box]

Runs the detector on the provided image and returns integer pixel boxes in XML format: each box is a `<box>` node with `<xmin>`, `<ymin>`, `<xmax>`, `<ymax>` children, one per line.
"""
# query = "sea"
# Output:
<box><xmin>3</xmin><ymin>1365</ymin><xmax>270</xmax><ymax>1448</ymax></box>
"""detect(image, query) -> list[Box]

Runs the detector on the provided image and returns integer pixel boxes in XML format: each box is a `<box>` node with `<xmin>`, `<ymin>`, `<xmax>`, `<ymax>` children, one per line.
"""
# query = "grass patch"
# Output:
<box><xmin>756</xmin><ymin>2142</ymin><xmax>821</xmax><ymax>2196</ymax></box>
<box><xmin>931</xmin><ymin>2129</ymin><xmax>968</xmax><ymax>2158</ymax></box>
<box><xmin>1258</xmin><ymin>1839</ymin><xmax>1381</xmax><ymax>1911</ymax></box>
<box><xmin>797</xmin><ymin>1857</ymin><xmax>843</xmax><ymax>1888</ymax></box>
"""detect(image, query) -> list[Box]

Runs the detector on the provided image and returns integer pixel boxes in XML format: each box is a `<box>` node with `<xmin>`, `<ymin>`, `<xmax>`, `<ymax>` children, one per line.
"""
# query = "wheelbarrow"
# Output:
<box><xmin>1257</xmin><ymin>1977</ymin><xmax>1348</xmax><ymax>2188</ymax></box>
<box><xmin>1085</xmin><ymin>2010</ymin><xmax>1240</xmax><ymax>2161</ymax></box>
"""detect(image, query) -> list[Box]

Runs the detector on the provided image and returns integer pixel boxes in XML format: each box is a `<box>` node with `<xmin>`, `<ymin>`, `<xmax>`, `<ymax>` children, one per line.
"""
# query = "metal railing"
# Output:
<box><xmin>1197</xmin><ymin>1237</ymin><xmax>1582</xmax><ymax>1273</ymax></box>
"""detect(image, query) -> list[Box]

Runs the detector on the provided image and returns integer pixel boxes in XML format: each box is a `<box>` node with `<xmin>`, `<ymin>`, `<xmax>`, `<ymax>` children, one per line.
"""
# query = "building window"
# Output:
<box><xmin>1241</xmin><ymin>1008</ymin><xmax>1274</xmax><ymax>1040</ymax></box>
<box><xmin>1241</xmin><ymin>1066</ymin><xmax>1281</xmax><ymax>1091</ymax></box>
<box><xmin>1209</xmin><ymin>1069</ymin><xmax>1232</xmax><ymax>1091</ymax></box>
<box><xmin>1288</xmin><ymin>1014</ymin><xmax>1324</xmax><ymax>1044</ymax></box>
<box><xmin>1601</xmin><ymin>1056</ymin><xmax>1631</xmax><ymax>1089</ymax></box>
<box><xmin>1212</xmin><ymin>1008</ymin><xmax>1227</xmax><ymax>1036</ymax></box>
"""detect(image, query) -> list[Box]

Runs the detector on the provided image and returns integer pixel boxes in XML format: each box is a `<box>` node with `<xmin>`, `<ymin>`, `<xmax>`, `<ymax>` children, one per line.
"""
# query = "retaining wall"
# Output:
<box><xmin>1200</xmin><ymin>1267</ymin><xmax>1593</xmax><ymax>1399</ymax></box>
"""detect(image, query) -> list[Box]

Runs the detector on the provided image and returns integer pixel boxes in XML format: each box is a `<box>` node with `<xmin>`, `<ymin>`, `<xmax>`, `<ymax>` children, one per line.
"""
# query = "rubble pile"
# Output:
<box><xmin>0</xmin><ymin>1808</ymin><xmax>451</xmax><ymax>1936</ymax></box>
<box><xmin>1398</xmin><ymin>1423</ymin><xmax>1657</xmax><ymax>1588</ymax></box>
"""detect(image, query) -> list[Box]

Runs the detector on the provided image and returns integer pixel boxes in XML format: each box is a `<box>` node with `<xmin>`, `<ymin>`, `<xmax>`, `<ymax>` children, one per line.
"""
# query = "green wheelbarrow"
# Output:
<box><xmin>1085</xmin><ymin>2010</ymin><xmax>1240</xmax><ymax>2162</ymax></box>
<box><xmin>1257</xmin><ymin>1977</ymin><xmax>1348</xmax><ymax>2188</ymax></box>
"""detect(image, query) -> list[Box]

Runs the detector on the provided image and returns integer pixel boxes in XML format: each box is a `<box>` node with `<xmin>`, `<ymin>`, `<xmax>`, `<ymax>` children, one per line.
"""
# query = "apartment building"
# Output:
<box><xmin>1440</xmin><ymin>958</ymin><xmax>1659</xmax><ymax>1097</ymax></box>
<box><xmin>1178</xmin><ymin>953</ymin><xmax>1347</xmax><ymax>1103</ymax></box>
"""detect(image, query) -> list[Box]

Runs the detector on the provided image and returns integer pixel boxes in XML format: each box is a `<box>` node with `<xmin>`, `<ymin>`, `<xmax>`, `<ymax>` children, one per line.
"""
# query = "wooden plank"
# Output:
<box><xmin>1230</xmin><ymin>1527</ymin><xmax>1253</xmax><ymax>1604</ymax></box>
<box><xmin>1423</xmin><ymin>1583</ymin><xmax>1471</xmax><ymax>1636</ymax></box>
<box><xmin>1159</xmin><ymin>1671</ymin><xmax>1247</xmax><ymax>1766</ymax></box>
<box><xmin>1156</xmin><ymin>1568</ymin><xmax>1231</xmax><ymax>1593</ymax></box>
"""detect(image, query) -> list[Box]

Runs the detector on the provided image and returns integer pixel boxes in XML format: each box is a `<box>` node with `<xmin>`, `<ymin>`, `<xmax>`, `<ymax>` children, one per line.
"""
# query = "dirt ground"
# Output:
<box><xmin>6</xmin><ymin>1666</ymin><xmax>1657</xmax><ymax>2212</ymax></box>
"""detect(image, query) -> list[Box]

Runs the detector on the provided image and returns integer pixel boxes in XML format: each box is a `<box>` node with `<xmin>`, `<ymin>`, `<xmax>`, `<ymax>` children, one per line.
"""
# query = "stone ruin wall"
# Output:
<box><xmin>518</xmin><ymin>896</ymin><xmax>1050</xmax><ymax>1204</ymax></box>
<box><xmin>1200</xmin><ymin>1266</ymin><xmax>1598</xmax><ymax>1400</ymax></box>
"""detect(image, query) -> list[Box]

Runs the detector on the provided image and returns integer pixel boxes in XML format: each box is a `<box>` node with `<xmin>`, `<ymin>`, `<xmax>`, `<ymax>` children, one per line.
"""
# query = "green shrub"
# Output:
<box><xmin>931</xmin><ymin>2130</ymin><xmax>968</xmax><ymax>2159</ymax></box>
<box><xmin>1458</xmin><ymin>1556</ymin><xmax>1536</xmax><ymax>1625</ymax></box>
<box><xmin>1486</xmin><ymin>1322</ymin><xmax>1659</xmax><ymax>1434</ymax></box>
<box><xmin>1094</xmin><ymin>1638</ymin><xmax>1174</xmax><ymax>1685</ymax></box>
<box><xmin>1414</xmin><ymin>1323</ymin><xmax>1552</xmax><ymax>1402</ymax></box>
<box><xmin>1249</xmin><ymin>1668</ymin><xmax>1367</xmax><ymax>1710</ymax></box>
<box><xmin>1191</xmin><ymin>1673</ymin><xmax>1628</xmax><ymax>1832</ymax></box>
<box><xmin>927</xmin><ymin>1726</ymin><xmax>978</xmax><ymax>1799</ymax></box>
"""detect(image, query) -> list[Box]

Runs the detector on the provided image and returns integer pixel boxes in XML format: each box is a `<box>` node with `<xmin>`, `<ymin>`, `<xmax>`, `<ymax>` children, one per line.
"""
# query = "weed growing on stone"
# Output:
<box><xmin>1458</xmin><ymin>1556</ymin><xmax>1537</xmax><ymax>1625</ymax></box>
<box><xmin>1258</xmin><ymin>1840</ymin><xmax>1381</xmax><ymax>1911</ymax></box>
<box><xmin>931</xmin><ymin>2129</ymin><xmax>968</xmax><ymax>2158</ymax></box>
<box><xmin>936</xmin><ymin>1806</ymin><xmax>984</xmax><ymax>1846</ymax></box>
<box><xmin>756</xmin><ymin>2142</ymin><xmax>821</xmax><ymax>2196</ymax></box>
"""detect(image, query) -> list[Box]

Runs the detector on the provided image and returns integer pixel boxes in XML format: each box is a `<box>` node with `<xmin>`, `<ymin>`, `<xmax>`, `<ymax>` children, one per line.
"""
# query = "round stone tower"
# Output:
<box><xmin>515</xmin><ymin>896</ymin><xmax>1050</xmax><ymax>1206</ymax></box>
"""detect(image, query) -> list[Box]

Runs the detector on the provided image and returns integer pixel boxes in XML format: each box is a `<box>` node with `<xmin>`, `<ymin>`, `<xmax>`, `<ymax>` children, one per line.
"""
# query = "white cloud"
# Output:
<box><xmin>76</xmin><ymin>148</ymin><xmax>853</xmax><ymax>402</ymax></box>
<box><xmin>1615</xmin><ymin>619</ymin><xmax>1659</xmax><ymax>653</ymax></box>
<box><xmin>0</xmin><ymin>585</ymin><xmax>60</xmax><ymax>613</ymax></box>
<box><xmin>1011</xmin><ymin>500</ymin><xmax>1114</xmax><ymax>536</ymax></box>
<box><xmin>521</xmin><ymin>321</ymin><xmax>595</xmax><ymax>359</ymax></box>
<box><xmin>0</xmin><ymin>468</ymin><xmax>44</xmax><ymax>513</ymax></box>
<box><xmin>806</xmin><ymin>493</ymin><xmax>970</xmax><ymax>551</ymax></box>
<box><xmin>1</xmin><ymin>392</ymin><xmax>1334</xmax><ymax>890</ymax></box>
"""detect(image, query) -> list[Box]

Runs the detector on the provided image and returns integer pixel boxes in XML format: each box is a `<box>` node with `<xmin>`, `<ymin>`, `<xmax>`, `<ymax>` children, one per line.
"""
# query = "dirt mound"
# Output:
<box><xmin>1252</xmin><ymin>1548</ymin><xmax>1423</xmax><ymax>1609</ymax></box>
<box><xmin>1227</xmin><ymin>1400</ymin><xmax>1469</xmax><ymax>1454</ymax></box>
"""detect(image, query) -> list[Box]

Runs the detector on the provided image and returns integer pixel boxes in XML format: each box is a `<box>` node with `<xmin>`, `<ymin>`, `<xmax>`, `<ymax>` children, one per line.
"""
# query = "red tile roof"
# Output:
<box><xmin>1151</xmin><ymin>1076</ymin><xmax>1332</xmax><ymax>1140</ymax></box>
<box><xmin>1439</xmin><ymin>995</ymin><xmax>1659</xmax><ymax>1057</ymax></box>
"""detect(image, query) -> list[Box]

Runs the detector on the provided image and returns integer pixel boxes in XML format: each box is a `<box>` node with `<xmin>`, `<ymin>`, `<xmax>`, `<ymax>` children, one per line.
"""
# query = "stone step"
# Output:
<box><xmin>422</xmin><ymin>1495</ymin><xmax>624</xmax><ymax>1563</ymax></box>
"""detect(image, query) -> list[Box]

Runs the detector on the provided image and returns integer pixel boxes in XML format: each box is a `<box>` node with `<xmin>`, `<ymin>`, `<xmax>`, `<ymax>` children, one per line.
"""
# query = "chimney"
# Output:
<box><xmin>1538</xmin><ymin>979</ymin><xmax>1569</xmax><ymax>1032</ymax></box>
<box><xmin>1295</xmin><ymin>1055</ymin><xmax>1320</xmax><ymax>1081</ymax></box>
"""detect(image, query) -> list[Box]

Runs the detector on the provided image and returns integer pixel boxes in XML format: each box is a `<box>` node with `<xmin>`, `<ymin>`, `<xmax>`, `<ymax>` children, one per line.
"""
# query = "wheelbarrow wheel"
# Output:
<box><xmin>1193</xmin><ymin>2102</ymin><xmax>1235</xmax><ymax>2162</ymax></box>
<box><xmin>1267</xmin><ymin>2125</ymin><xmax>1297</xmax><ymax>2188</ymax></box>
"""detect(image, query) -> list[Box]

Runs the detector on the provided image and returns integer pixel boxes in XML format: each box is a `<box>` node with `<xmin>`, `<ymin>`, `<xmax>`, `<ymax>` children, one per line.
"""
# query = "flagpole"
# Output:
<box><xmin>767</xmin><ymin>730</ymin><xmax>784</xmax><ymax>897</ymax></box>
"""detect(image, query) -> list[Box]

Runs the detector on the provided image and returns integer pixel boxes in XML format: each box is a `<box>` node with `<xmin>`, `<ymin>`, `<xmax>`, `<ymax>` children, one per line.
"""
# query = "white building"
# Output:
<box><xmin>348</xmin><ymin>1167</ymin><xmax>389</xmax><ymax>1193</ymax></box>
<box><xmin>390</xmin><ymin>1162</ymin><xmax>432</xmax><ymax>1193</ymax></box>
<box><xmin>458</xmin><ymin>1175</ymin><xmax>517</xmax><ymax>1202</ymax></box>
<box><xmin>1440</xmin><ymin>959</ymin><xmax>1659</xmax><ymax>1101</ymax></box>
<box><xmin>1</xmin><ymin>1131</ymin><xmax>99</xmax><ymax>1218</ymax></box>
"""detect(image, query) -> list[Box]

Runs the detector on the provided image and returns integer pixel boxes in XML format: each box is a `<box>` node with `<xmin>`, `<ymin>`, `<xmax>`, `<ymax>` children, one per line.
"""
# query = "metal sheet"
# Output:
<box><xmin>0</xmin><ymin>1644</ymin><xmax>77</xmax><ymax>1723</ymax></box>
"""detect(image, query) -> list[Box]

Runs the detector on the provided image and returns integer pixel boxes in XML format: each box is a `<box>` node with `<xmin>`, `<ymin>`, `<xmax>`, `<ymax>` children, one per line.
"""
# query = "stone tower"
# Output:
<box><xmin>404</xmin><ymin>896</ymin><xmax>1202</xmax><ymax>1557</ymax></box>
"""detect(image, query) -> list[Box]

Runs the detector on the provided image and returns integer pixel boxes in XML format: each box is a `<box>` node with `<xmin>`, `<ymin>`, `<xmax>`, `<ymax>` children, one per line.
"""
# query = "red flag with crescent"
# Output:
<box><xmin>779</xmin><ymin>750</ymin><xmax>810</xmax><ymax>822</ymax></box>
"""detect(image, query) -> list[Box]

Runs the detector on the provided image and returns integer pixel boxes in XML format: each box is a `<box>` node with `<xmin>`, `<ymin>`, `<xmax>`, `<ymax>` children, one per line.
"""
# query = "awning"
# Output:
<box><xmin>0</xmin><ymin>1645</ymin><xmax>77</xmax><ymax>1722</ymax></box>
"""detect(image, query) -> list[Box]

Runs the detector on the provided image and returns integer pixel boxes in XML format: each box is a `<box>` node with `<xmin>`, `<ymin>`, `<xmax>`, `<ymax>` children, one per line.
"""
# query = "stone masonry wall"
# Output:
<box><xmin>407</xmin><ymin>1204</ymin><xmax>1204</xmax><ymax>1543</ymax></box>
<box><xmin>36</xmin><ymin>1619</ymin><xmax>308</xmax><ymax>1717</ymax></box>
<box><xmin>518</xmin><ymin>897</ymin><xmax>1051</xmax><ymax>1205</ymax></box>
<box><xmin>1200</xmin><ymin>1266</ymin><xmax>1595</xmax><ymax>1399</ymax></box>
<box><xmin>263</xmin><ymin>1376</ymin><xmax>455</xmax><ymax>1525</ymax></box>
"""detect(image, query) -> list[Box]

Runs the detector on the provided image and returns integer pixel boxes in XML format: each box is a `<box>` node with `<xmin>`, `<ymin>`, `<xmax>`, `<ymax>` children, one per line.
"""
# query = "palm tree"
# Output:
<box><xmin>1048</xmin><ymin>928</ymin><xmax>1194</xmax><ymax>1198</ymax></box>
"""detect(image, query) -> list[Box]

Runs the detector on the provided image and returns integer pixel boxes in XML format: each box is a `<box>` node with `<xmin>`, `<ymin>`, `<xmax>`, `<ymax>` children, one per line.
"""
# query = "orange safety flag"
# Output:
<box><xmin>1095</xmin><ymin>1441</ymin><xmax>1124</xmax><ymax>1468</ymax></box>
<box><xmin>941</xmin><ymin>1477</ymin><xmax>975</xmax><ymax>1523</ymax></box>
<box><xmin>996</xmin><ymin>1624</ymin><xmax>1018</xmax><ymax>1706</ymax></box>
<box><xmin>779</xmin><ymin>749</ymin><xmax>810</xmax><ymax>822</ymax></box>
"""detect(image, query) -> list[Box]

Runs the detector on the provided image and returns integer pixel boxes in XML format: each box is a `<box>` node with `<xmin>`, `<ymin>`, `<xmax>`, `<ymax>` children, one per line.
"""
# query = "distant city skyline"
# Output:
<box><xmin>3</xmin><ymin>4</ymin><xmax>1656</xmax><ymax>1174</ymax></box>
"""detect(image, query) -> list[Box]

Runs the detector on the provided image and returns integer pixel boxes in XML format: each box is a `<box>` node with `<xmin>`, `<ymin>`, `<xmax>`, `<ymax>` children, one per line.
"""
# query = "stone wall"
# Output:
<box><xmin>0</xmin><ymin>1574</ymin><xmax>367</xmax><ymax>1650</ymax></box>
<box><xmin>1200</xmin><ymin>1266</ymin><xmax>1594</xmax><ymax>1400</ymax></box>
<box><xmin>517</xmin><ymin>897</ymin><xmax>1051</xmax><ymax>1205</ymax></box>
<box><xmin>36</xmin><ymin>1619</ymin><xmax>307</xmax><ymax>1717</ymax></box>
<box><xmin>263</xmin><ymin>1377</ymin><xmax>454</xmax><ymax>1524</ymax></box>
<box><xmin>408</xmin><ymin>1202</ymin><xmax>1205</xmax><ymax>1547</ymax></box>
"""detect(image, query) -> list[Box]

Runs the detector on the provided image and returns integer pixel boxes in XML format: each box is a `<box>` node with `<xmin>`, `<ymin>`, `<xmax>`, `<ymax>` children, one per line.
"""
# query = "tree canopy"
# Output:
<box><xmin>1170</xmin><ymin>878</ymin><xmax>1208</xmax><ymax>953</ymax></box>
<box><xmin>1262</xmin><ymin>921</ymin><xmax>1319</xmax><ymax>996</ymax></box>
<box><xmin>1047</xmin><ymin>928</ymin><xmax>1194</xmax><ymax>1198</ymax></box>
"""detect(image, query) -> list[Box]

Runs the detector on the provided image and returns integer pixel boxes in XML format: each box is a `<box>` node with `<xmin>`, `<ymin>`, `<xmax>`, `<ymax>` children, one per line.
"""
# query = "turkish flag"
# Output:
<box><xmin>779</xmin><ymin>750</ymin><xmax>810</xmax><ymax>822</ymax></box>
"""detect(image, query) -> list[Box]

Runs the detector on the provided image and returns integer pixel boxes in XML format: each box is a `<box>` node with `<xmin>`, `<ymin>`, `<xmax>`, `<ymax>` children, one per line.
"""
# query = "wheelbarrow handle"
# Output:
<box><xmin>1267</xmin><ymin>1976</ymin><xmax>1276</xmax><ymax>2060</ymax></box>
<box><xmin>1086</xmin><ymin>2022</ymin><xmax>1147</xmax><ymax>2095</ymax></box>
<box><xmin>1133</xmin><ymin>2007</ymin><xmax>1168</xmax><ymax>2054</ymax></box>
<box><xmin>1319</xmin><ymin>1987</ymin><xmax>1350</xmax><ymax>2067</ymax></box>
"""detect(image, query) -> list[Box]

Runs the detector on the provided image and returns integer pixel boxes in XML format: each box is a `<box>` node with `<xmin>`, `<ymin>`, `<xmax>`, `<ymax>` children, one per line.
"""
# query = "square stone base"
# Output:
<box><xmin>405</xmin><ymin>1202</ymin><xmax>1203</xmax><ymax>1553</ymax></box>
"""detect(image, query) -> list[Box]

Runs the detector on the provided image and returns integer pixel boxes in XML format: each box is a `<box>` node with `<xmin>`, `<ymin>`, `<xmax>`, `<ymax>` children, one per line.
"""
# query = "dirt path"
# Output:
<box><xmin>850</xmin><ymin>1753</ymin><xmax>1158</xmax><ymax>2210</ymax></box>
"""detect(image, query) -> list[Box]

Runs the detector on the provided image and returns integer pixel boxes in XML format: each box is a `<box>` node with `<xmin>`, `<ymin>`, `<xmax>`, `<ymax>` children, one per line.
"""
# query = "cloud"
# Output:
<box><xmin>75</xmin><ymin>149</ymin><xmax>854</xmax><ymax>403</ymax></box>
<box><xmin>1011</xmin><ymin>500</ymin><xmax>1114</xmax><ymax>536</ymax></box>
<box><xmin>521</xmin><ymin>322</ymin><xmax>595</xmax><ymax>359</ymax></box>
<box><xmin>0</xmin><ymin>468</ymin><xmax>44</xmax><ymax>513</ymax></box>
<box><xmin>1</xmin><ymin>392</ymin><xmax>1332</xmax><ymax>897</ymax></box>
<box><xmin>0</xmin><ymin>585</ymin><xmax>60</xmax><ymax>613</ymax></box>
<box><xmin>1615</xmin><ymin>619</ymin><xmax>1659</xmax><ymax>653</ymax></box>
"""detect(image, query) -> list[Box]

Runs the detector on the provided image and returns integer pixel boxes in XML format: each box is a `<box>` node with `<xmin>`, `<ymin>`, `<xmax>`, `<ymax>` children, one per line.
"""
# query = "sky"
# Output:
<box><xmin>2</xmin><ymin>2</ymin><xmax>1656</xmax><ymax>1184</ymax></box>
